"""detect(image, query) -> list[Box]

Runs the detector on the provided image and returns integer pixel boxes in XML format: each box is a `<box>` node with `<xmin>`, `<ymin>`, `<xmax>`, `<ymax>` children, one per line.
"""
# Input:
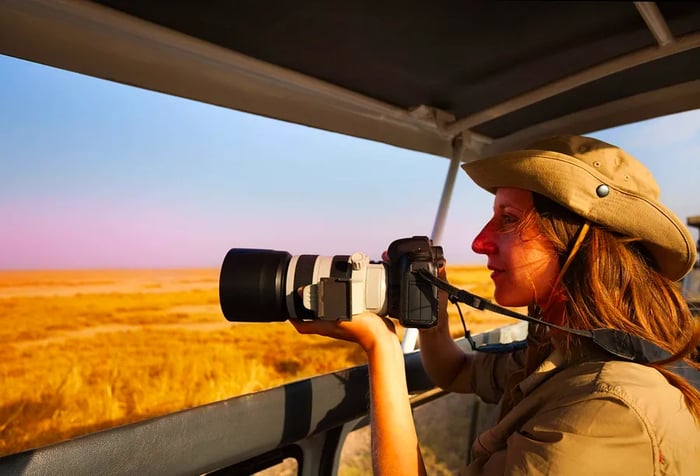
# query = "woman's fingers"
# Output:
<box><xmin>289</xmin><ymin>312</ymin><xmax>398</xmax><ymax>352</ymax></box>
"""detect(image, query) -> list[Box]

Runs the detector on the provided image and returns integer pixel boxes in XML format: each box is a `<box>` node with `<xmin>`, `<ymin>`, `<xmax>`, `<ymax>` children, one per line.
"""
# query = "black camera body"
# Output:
<box><xmin>219</xmin><ymin>236</ymin><xmax>443</xmax><ymax>328</ymax></box>
<box><xmin>385</xmin><ymin>236</ymin><xmax>444</xmax><ymax>327</ymax></box>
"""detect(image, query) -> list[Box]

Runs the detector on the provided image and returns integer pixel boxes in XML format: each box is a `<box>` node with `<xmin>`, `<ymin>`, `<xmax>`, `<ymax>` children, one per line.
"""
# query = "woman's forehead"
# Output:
<box><xmin>494</xmin><ymin>187</ymin><xmax>533</xmax><ymax>209</ymax></box>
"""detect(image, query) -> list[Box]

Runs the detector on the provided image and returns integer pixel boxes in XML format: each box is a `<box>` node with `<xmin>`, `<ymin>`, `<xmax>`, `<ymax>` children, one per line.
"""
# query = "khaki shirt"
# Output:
<box><xmin>462</xmin><ymin>350</ymin><xmax>700</xmax><ymax>475</ymax></box>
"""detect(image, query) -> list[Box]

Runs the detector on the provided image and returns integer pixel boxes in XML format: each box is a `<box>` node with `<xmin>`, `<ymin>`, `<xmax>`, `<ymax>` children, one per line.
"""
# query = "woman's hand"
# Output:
<box><xmin>437</xmin><ymin>258</ymin><xmax>449</xmax><ymax>320</ymax></box>
<box><xmin>290</xmin><ymin>312</ymin><xmax>398</xmax><ymax>354</ymax></box>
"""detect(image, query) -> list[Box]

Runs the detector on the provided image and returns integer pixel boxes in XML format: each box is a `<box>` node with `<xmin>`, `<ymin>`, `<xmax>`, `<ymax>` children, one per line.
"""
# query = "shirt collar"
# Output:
<box><xmin>517</xmin><ymin>348</ymin><xmax>566</xmax><ymax>397</ymax></box>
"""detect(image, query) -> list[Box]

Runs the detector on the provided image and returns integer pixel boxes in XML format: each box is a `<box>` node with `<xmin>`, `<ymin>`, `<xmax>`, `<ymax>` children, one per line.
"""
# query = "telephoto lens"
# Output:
<box><xmin>219</xmin><ymin>249</ymin><xmax>386</xmax><ymax>322</ymax></box>
<box><xmin>219</xmin><ymin>236</ymin><xmax>441</xmax><ymax>327</ymax></box>
<box><xmin>219</xmin><ymin>249</ymin><xmax>292</xmax><ymax>322</ymax></box>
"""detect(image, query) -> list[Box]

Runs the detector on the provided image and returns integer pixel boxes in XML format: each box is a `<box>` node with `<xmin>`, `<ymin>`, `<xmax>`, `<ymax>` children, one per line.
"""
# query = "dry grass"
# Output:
<box><xmin>0</xmin><ymin>266</ymin><xmax>514</xmax><ymax>457</ymax></box>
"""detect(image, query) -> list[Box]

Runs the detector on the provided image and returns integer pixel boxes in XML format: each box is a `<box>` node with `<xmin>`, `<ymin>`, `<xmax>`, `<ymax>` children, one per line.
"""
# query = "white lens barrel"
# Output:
<box><xmin>287</xmin><ymin>252</ymin><xmax>388</xmax><ymax>319</ymax></box>
<box><xmin>364</xmin><ymin>263</ymin><xmax>388</xmax><ymax>315</ymax></box>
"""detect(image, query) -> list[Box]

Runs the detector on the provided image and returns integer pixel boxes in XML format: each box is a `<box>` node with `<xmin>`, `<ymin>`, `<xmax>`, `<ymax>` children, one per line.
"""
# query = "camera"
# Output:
<box><xmin>219</xmin><ymin>236</ymin><xmax>444</xmax><ymax>328</ymax></box>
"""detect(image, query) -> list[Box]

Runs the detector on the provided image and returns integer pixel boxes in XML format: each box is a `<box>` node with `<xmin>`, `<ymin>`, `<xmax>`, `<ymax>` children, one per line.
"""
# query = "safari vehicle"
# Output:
<box><xmin>1</xmin><ymin>1</ymin><xmax>700</xmax><ymax>474</ymax></box>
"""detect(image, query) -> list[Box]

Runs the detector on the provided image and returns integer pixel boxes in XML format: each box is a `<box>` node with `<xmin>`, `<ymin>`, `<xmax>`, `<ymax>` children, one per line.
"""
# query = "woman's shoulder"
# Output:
<box><xmin>558</xmin><ymin>360</ymin><xmax>687</xmax><ymax>405</ymax></box>
<box><xmin>548</xmin><ymin>359</ymin><xmax>682</xmax><ymax>393</ymax></box>
<box><xmin>548</xmin><ymin>360</ymin><xmax>692</xmax><ymax>425</ymax></box>
<box><xmin>540</xmin><ymin>359</ymin><xmax>700</xmax><ymax>474</ymax></box>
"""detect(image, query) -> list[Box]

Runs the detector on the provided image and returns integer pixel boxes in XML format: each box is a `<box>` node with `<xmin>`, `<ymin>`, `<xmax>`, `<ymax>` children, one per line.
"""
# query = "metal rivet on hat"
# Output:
<box><xmin>596</xmin><ymin>184</ymin><xmax>610</xmax><ymax>197</ymax></box>
<box><xmin>593</xmin><ymin>161</ymin><xmax>601</xmax><ymax>167</ymax></box>
<box><xmin>624</xmin><ymin>175</ymin><xmax>630</xmax><ymax>181</ymax></box>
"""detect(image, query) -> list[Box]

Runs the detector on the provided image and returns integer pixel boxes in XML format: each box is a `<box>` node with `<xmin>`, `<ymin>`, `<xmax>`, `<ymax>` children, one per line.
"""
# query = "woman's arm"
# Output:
<box><xmin>366</xmin><ymin>329</ymin><xmax>427</xmax><ymax>475</ymax></box>
<box><xmin>418</xmin><ymin>316</ymin><xmax>475</xmax><ymax>393</ymax></box>
<box><xmin>292</xmin><ymin>313</ymin><xmax>426</xmax><ymax>475</ymax></box>
<box><xmin>417</xmin><ymin>267</ymin><xmax>476</xmax><ymax>393</ymax></box>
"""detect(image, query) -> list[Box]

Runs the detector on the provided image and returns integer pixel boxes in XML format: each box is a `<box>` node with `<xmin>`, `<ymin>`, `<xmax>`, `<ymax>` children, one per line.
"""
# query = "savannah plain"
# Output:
<box><xmin>0</xmin><ymin>265</ymin><xmax>515</xmax><ymax>463</ymax></box>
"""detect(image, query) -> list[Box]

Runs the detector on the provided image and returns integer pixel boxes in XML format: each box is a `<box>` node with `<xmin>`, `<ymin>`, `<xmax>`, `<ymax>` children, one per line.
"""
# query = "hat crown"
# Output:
<box><xmin>530</xmin><ymin>135</ymin><xmax>660</xmax><ymax>200</ymax></box>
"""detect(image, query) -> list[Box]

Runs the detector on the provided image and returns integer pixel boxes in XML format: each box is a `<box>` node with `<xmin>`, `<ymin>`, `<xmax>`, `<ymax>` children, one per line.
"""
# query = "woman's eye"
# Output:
<box><xmin>501</xmin><ymin>214</ymin><xmax>516</xmax><ymax>224</ymax></box>
<box><xmin>499</xmin><ymin>214</ymin><xmax>522</xmax><ymax>232</ymax></box>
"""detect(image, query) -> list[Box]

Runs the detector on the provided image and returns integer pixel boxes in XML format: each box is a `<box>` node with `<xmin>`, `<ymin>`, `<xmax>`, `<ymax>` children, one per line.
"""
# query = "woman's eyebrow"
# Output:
<box><xmin>496</xmin><ymin>203</ymin><xmax>525</xmax><ymax>214</ymax></box>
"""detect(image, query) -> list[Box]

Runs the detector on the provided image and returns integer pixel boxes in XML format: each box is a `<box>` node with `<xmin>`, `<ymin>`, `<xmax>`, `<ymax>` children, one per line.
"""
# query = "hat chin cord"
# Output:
<box><xmin>531</xmin><ymin>221</ymin><xmax>591</xmax><ymax>319</ymax></box>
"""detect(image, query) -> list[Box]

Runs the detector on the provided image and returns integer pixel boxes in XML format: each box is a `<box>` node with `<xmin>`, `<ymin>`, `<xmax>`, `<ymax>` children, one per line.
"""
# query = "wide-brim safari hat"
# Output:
<box><xmin>462</xmin><ymin>135</ymin><xmax>696</xmax><ymax>281</ymax></box>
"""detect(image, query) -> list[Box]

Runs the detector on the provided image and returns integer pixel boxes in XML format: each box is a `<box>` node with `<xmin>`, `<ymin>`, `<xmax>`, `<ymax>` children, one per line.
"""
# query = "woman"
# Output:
<box><xmin>293</xmin><ymin>135</ymin><xmax>700</xmax><ymax>475</ymax></box>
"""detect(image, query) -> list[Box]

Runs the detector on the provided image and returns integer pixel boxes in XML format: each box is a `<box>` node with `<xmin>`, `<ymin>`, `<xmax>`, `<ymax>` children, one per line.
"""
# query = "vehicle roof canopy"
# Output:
<box><xmin>2</xmin><ymin>0</ymin><xmax>700</xmax><ymax>160</ymax></box>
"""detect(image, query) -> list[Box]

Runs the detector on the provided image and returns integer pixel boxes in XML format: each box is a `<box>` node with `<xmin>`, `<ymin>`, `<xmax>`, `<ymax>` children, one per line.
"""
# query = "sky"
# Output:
<box><xmin>1</xmin><ymin>53</ymin><xmax>699</xmax><ymax>270</ymax></box>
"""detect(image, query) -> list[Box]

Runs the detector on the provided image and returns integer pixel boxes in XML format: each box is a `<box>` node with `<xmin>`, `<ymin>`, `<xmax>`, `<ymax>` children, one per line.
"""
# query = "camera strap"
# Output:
<box><xmin>413</xmin><ymin>269</ymin><xmax>675</xmax><ymax>364</ymax></box>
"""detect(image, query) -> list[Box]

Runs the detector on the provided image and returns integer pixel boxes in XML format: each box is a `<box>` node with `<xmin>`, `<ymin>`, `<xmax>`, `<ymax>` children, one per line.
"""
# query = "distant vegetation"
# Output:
<box><xmin>0</xmin><ymin>266</ymin><xmax>513</xmax><ymax>466</ymax></box>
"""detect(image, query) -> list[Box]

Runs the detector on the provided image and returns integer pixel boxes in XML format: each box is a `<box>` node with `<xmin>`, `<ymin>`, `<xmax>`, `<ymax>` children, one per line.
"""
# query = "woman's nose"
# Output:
<box><xmin>472</xmin><ymin>223</ymin><xmax>497</xmax><ymax>255</ymax></box>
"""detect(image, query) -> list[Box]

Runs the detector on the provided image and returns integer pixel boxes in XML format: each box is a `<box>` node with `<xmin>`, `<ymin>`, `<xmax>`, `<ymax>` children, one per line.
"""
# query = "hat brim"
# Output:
<box><xmin>462</xmin><ymin>149</ymin><xmax>696</xmax><ymax>281</ymax></box>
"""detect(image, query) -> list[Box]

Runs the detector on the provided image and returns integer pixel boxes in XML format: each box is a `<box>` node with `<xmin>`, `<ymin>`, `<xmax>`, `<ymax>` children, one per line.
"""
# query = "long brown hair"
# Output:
<box><xmin>530</xmin><ymin>193</ymin><xmax>700</xmax><ymax>421</ymax></box>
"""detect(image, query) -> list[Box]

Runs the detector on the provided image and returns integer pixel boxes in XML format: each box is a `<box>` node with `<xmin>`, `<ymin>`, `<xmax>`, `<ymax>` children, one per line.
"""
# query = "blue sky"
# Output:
<box><xmin>1</xmin><ymin>54</ymin><xmax>699</xmax><ymax>269</ymax></box>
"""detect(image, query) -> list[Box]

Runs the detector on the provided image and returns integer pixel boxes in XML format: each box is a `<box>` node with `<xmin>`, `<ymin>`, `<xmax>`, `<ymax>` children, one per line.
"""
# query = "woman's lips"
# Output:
<box><xmin>488</xmin><ymin>267</ymin><xmax>504</xmax><ymax>280</ymax></box>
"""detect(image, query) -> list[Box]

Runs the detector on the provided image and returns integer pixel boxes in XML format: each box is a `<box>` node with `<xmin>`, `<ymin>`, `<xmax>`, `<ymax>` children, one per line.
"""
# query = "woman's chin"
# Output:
<box><xmin>493</xmin><ymin>291</ymin><xmax>530</xmax><ymax>308</ymax></box>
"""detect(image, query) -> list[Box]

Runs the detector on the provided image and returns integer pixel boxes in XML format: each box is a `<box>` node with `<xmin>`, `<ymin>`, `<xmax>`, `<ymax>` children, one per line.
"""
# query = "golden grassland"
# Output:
<box><xmin>0</xmin><ymin>266</ymin><xmax>515</xmax><ymax>457</ymax></box>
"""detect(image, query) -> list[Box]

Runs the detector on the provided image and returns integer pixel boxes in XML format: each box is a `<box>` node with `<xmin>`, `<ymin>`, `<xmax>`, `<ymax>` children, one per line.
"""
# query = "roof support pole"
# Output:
<box><xmin>430</xmin><ymin>135</ymin><xmax>465</xmax><ymax>245</ymax></box>
<box><xmin>634</xmin><ymin>2</ymin><xmax>675</xmax><ymax>46</ymax></box>
<box><xmin>401</xmin><ymin>135</ymin><xmax>467</xmax><ymax>352</ymax></box>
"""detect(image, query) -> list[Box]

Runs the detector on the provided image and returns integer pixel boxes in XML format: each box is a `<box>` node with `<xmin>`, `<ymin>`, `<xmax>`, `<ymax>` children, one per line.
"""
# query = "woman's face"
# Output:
<box><xmin>472</xmin><ymin>188</ymin><xmax>560</xmax><ymax>308</ymax></box>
